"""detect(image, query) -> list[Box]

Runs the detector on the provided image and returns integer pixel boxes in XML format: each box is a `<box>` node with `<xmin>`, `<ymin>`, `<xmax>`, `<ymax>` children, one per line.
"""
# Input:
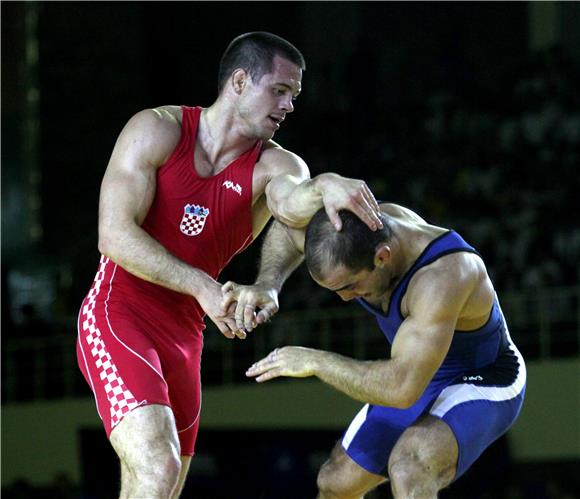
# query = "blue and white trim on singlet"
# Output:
<box><xmin>341</xmin><ymin>231</ymin><xmax>527</xmax><ymax>480</ymax></box>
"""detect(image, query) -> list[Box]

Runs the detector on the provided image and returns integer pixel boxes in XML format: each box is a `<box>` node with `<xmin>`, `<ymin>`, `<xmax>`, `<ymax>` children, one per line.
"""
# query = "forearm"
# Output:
<box><xmin>99</xmin><ymin>224</ymin><xmax>215</xmax><ymax>299</ymax></box>
<box><xmin>255</xmin><ymin>220</ymin><xmax>304</xmax><ymax>291</ymax></box>
<box><xmin>312</xmin><ymin>350</ymin><xmax>419</xmax><ymax>409</ymax></box>
<box><xmin>265</xmin><ymin>174</ymin><xmax>326</xmax><ymax>228</ymax></box>
<box><xmin>266</xmin><ymin>172</ymin><xmax>382</xmax><ymax>232</ymax></box>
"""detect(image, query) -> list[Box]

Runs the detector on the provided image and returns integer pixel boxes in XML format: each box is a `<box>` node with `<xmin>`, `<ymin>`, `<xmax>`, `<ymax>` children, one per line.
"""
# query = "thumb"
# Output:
<box><xmin>220</xmin><ymin>291</ymin><xmax>236</xmax><ymax>313</ymax></box>
<box><xmin>325</xmin><ymin>206</ymin><xmax>342</xmax><ymax>231</ymax></box>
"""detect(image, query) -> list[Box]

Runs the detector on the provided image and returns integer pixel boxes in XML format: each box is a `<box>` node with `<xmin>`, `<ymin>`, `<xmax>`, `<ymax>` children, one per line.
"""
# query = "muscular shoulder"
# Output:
<box><xmin>118</xmin><ymin>106</ymin><xmax>183</xmax><ymax>167</ymax></box>
<box><xmin>405</xmin><ymin>252</ymin><xmax>484</xmax><ymax>319</ymax></box>
<box><xmin>257</xmin><ymin>140</ymin><xmax>310</xmax><ymax>180</ymax></box>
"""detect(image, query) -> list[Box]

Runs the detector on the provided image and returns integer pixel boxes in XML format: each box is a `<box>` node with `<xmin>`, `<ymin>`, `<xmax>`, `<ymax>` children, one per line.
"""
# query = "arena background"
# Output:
<box><xmin>2</xmin><ymin>2</ymin><xmax>579</xmax><ymax>498</ymax></box>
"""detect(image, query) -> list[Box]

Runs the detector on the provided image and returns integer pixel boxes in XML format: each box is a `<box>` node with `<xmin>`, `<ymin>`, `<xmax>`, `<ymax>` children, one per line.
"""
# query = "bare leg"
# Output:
<box><xmin>170</xmin><ymin>456</ymin><xmax>192</xmax><ymax>499</ymax></box>
<box><xmin>110</xmin><ymin>404</ymin><xmax>182</xmax><ymax>499</ymax></box>
<box><xmin>388</xmin><ymin>415</ymin><xmax>459</xmax><ymax>499</ymax></box>
<box><xmin>317</xmin><ymin>442</ymin><xmax>387</xmax><ymax>499</ymax></box>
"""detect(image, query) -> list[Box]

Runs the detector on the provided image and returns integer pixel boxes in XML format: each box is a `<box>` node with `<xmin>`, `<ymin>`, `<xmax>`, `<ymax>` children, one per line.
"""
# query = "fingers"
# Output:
<box><xmin>219</xmin><ymin>326</ymin><xmax>246</xmax><ymax>340</ymax></box>
<box><xmin>246</xmin><ymin>348</ymin><xmax>282</xmax><ymax>382</ymax></box>
<box><xmin>363</xmin><ymin>182</ymin><xmax>381</xmax><ymax>213</ymax></box>
<box><xmin>244</xmin><ymin>304</ymin><xmax>257</xmax><ymax>331</ymax></box>
<box><xmin>325</xmin><ymin>179</ymin><xmax>382</xmax><ymax>232</ymax></box>
<box><xmin>217</xmin><ymin>322</ymin><xmax>235</xmax><ymax>339</ymax></box>
<box><xmin>352</xmin><ymin>185</ymin><xmax>381</xmax><ymax>231</ymax></box>
<box><xmin>235</xmin><ymin>302</ymin><xmax>257</xmax><ymax>332</ymax></box>
<box><xmin>216</xmin><ymin>312</ymin><xmax>247</xmax><ymax>340</ymax></box>
<box><xmin>233</xmin><ymin>328</ymin><xmax>247</xmax><ymax>340</ymax></box>
<box><xmin>348</xmin><ymin>186</ymin><xmax>382</xmax><ymax>231</ymax></box>
<box><xmin>256</xmin><ymin>302</ymin><xmax>279</xmax><ymax>324</ymax></box>
<box><xmin>363</xmin><ymin>185</ymin><xmax>383</xmax><ymax>229</ymax></box>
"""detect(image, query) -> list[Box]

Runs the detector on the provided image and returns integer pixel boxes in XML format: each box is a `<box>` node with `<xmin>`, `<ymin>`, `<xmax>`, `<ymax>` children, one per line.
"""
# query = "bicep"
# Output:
<box><xmin>391</xmin><ymin>271</ymin><xmax>472</xmax><ymax>392</ymax></box>
<box><xmin>99</xmin><ymin>159</ymin><xmax>156</xmax><ymax>230</ymax></box>
<box><xmin>99</xmin><ymin>110</ymin><xmax>179</xmax><ymax>237</ymax></box>
<box><xmin>251</xmin><ymin>194</ymin><xmax>272</xmax><ymax>239</ymax></box>
<box><xmin>390</xmin><ymin>315</ymin><xmax>455</xmax><ymax>393</ymax></box>
<box><xmin>261</xmin><ymin>148</ymin><xmax>310</xmax><ymax>205</ymax></box>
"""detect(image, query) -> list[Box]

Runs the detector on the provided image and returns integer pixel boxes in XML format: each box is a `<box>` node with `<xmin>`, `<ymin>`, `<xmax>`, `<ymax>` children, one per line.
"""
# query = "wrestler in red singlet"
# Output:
<box><xmin>77</xmin><ymin>106</ymin><xmax>260</xmax><ymax>455</ymax></box>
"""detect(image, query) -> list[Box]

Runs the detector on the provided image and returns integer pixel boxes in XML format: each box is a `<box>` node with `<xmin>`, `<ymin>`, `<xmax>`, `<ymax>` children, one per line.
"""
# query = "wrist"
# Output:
<box><xmin>189</xmin><ymin>270</ymin><xmax>217</xmax><ymax>301</ymax></box>
<box><xmin>254</xmin><ymin>278</ymin><xmax>281</xmax><ymax>293</ymax></box>
<box><xmin>312</xmin><ymin>172</ymin><xmax>340</xmax><ymax>196</ymax></box>
<box><xmin>308</xmin><ymin>349</ymin><xmax>326</xmax><ymax>377</ymax></box>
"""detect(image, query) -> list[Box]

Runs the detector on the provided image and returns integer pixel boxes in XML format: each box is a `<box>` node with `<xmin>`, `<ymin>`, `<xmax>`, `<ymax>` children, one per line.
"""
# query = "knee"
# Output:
<box><xmin>316</xmin><ymin>460</ymin><xmax>351</xmax><ymax>499</ymax></box>
<box><xmin>388</xmin><ymin>448</ymin><xmax>452</xmax><ymax>498</ymax></box>
<box><xmin>156</xmin><ymin>447</ymin><xmax>182</xmax><ymax>481</ymax></box>
<box><xmin>388</xmin><ymin>450</ymin><xmax>426</xmax><ymax>495</ymax></box>
<box><xmin>129</xmin><ymin>440</ymin><xmax>182</xmax><ymax>487</ymax></box>
<box><xmin>316</xmin><ymin>461</ymin><xmax>337</xmax><ymax>497</ymax></box>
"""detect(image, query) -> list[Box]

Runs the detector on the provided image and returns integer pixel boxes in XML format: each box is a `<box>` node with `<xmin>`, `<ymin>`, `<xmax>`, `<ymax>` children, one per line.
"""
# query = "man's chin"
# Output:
<box><xmin>262</xmin><ymin>129</ymin><xmax>276</xmax><ymax>141</ymax></box>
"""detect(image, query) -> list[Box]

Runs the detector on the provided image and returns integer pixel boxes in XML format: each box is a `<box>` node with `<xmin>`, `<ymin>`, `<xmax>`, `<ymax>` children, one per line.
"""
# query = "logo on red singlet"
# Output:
<box><xmin>222</xmin><ymin>180</ymin><xmax>242</xmax><ymax>195</ymax></box>
<box><xmin>180</xmin><ymin>204</ymin><xmax>210</xmax><ymax>236</ymax></box>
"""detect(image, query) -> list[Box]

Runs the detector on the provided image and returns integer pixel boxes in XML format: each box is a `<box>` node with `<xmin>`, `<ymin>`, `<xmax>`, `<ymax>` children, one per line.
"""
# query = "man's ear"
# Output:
<box><xmin>374</xmin><ymin>244</ymin><xmax>391</xmax><ymax>267</ymax></box>
<box><xmin>232</xmin><ymin>69</ymin><xmax>248</xmax><ymax>94</ymax></box>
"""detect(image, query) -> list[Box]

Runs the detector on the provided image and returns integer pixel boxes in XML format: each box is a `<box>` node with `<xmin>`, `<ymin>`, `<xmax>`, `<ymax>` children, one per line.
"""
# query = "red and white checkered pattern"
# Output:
<box><xmin>179</xmin><ymin>213</ymin><xmax>207</xmax><ymax>236</ymax></box>
<box><xmin>81</xmin><ymin>256</ymin><xmax>141</xmax><ymax>429</ymax></box>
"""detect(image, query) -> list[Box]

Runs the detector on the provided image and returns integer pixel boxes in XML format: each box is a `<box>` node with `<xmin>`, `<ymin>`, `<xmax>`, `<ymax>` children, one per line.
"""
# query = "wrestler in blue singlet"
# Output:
<box><xmin>342</xmin><ymin>230</ymin><xmax>526</xmax><ymax>480</ymax></box>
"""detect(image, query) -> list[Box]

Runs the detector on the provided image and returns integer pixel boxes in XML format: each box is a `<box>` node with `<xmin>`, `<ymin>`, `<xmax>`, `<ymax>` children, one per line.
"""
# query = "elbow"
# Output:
<box><xmin>277</xmin><ymin>213</ymin><xmax>308</xmax><ymax>229</ymax></box>
<box><xmin>98</xmin><ymin>229</ymin><xmax>119</xmax><ymax>260</ymax></box>
<box><xmin>266</xmin><ymin>200</ymin><xmax>306</xmax><ymax>229</ymax></box>
<box><xmin>391</xmin><ymin>382</ymin><xmax>423</xmax><ymax>409</ymax></box>
<box><xmin>97</xmin><ymin>235</ymin><xmax>112</xmax><ymax>258</ymax></box>
<box><xmin>387</xmin><ymin>360</ymin><xmax>427</xmax><ymax>409</ymax></box>
<box><xmin>392</xmin><ymin>392</ymin><xmax>420</xmax><ymax>410</ymax></box>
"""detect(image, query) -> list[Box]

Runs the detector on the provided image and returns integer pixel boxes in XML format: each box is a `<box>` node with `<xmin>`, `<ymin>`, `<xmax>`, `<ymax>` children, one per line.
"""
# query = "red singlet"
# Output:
<box><xmin>77</xmin><ymin>106</ymin><xmax>260</xmax><ymax>455</ymax></box>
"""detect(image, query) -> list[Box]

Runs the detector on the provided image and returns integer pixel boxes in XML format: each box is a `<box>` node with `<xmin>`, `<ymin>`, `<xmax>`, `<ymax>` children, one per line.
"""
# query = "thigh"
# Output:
<box><xmin>432</xmin><ymin>389</ymin><xmax>525</xmax><ymax>479</ymax></box>
<box><xmin>77</xmin><ymin>299</ymin><xmax>171</xmax><ymax>437</ymax></box>
<box><xmin>429</xmin><ymin>342</ymin><xmax>526</xmax><ymax>479</ymax></box>
<box><xmin>342</xmin><ymin>401</ymin><xmax>430</xmax><ymax>476</ymax></box>
<box><xmin>163</xmin><ymin>336</ymin><xmax>203</xmax><ymax>456</ymax></box>
<box><xmin>389</xmin><ymin>415</ymin><xmax>458</xmax><ymax>488</ymax></box>
<box><xmin>319</xmin><ymin>441</ymin><xmax>387</xmax><ymax>497</ymax></box>
<box><xmin>110</xmin><ymin>404</ymin><xmax>180</xmax><ymax>466</ymax></box>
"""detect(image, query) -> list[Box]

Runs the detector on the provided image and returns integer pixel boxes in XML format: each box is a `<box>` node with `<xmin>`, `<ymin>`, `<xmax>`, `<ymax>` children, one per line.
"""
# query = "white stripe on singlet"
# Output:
<box><xmin>430</xmin><ymin>326</ymin><xmax>526</xmax><ymax>418</ymax></box>
<box><xmin>342</xmin><ymin>404</ymin><xmax>370</xmax><ymax>450</ymax></box>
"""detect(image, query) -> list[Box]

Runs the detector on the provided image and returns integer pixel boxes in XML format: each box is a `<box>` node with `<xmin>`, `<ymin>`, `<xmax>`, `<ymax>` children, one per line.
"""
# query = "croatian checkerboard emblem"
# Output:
<box><xmin>180</xmin><ymin>204</ymin><xmax>210</xmax><ymax>236</ymax></box>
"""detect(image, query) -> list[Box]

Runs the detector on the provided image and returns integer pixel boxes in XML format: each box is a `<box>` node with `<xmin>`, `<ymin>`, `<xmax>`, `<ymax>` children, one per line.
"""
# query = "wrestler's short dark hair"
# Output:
<box><xmin>305</xmin><ymin>209</ymin><xmax>393</xmax><ymax>279</ymax></box>
<box><xmin>217</xmin><ymin>32</ymin><xmax>306</xmax><ymax>94</ymax></box>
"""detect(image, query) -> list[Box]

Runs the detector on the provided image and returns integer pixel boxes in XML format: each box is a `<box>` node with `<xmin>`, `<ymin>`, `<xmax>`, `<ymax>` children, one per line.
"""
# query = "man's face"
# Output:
<box><xmin>312</xmin><ymin>263</ymin><xmax>390</xmax><ymax>302</ymax></box>
<box><xmin>236</xmin><ymin>54</ymin><xmax>302</xmax><ymax>140</ymax></box>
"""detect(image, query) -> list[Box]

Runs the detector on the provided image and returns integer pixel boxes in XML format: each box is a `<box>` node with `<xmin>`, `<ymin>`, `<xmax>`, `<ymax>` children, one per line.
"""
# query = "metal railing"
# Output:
<box><xmin>2</xmin><ymin>285</ymin><xmax>579</xmax><ymax>402</ymax></box>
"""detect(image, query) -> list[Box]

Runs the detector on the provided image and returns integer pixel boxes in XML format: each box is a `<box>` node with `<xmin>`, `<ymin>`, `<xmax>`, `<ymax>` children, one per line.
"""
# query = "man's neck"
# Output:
<box><xmin>198</xmin><ymin>101</ymin><xmax>257</xmax><ymax>167</ymax></box>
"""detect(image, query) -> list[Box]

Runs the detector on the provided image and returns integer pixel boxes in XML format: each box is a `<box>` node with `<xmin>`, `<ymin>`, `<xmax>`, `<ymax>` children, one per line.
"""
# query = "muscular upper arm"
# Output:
<box><xmin>98</xmin><ymin>108</ymin><xmax>181</xmax><ymax>253</ymax></box>
<box><xmin>251</xmin><ymin>194</ymin><xmax>272</xmax><ymax>239</ymax></box>
<box><xmin>251</xmin><ymin>145</ymin><xmax>310</xmax><ymax>238</ymax></box>
<box><xmin>390</xmin><ymin>260</ymin><xmax>476</xmax><ymax>405</ymax></box>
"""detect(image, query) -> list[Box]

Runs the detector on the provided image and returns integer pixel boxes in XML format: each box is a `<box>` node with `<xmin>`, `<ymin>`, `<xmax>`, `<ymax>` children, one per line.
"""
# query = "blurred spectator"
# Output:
<box><xmin>17</xmin><ymin>303</ymin><xmax>52</xmax><ymax>338</ymax></box>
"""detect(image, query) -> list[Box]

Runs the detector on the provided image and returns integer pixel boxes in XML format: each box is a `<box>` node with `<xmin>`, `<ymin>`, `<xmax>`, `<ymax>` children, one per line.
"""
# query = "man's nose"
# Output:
<box><xmin>280</xmin><ymin>96</ymin><xmax>294</xmax><ymax>113</ymax></box>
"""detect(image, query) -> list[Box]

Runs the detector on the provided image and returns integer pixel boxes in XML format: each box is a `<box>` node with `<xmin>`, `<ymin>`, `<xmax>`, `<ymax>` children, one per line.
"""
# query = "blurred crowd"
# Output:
<box><xmin>413</xmin><ymin>46</ymin><xmax>579</xmax><ymax>291</ymax></box>
<box><xmin>283</xmin><ymin>45</ymin><xmax>579</xmax><ymax>315</ymax></box>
